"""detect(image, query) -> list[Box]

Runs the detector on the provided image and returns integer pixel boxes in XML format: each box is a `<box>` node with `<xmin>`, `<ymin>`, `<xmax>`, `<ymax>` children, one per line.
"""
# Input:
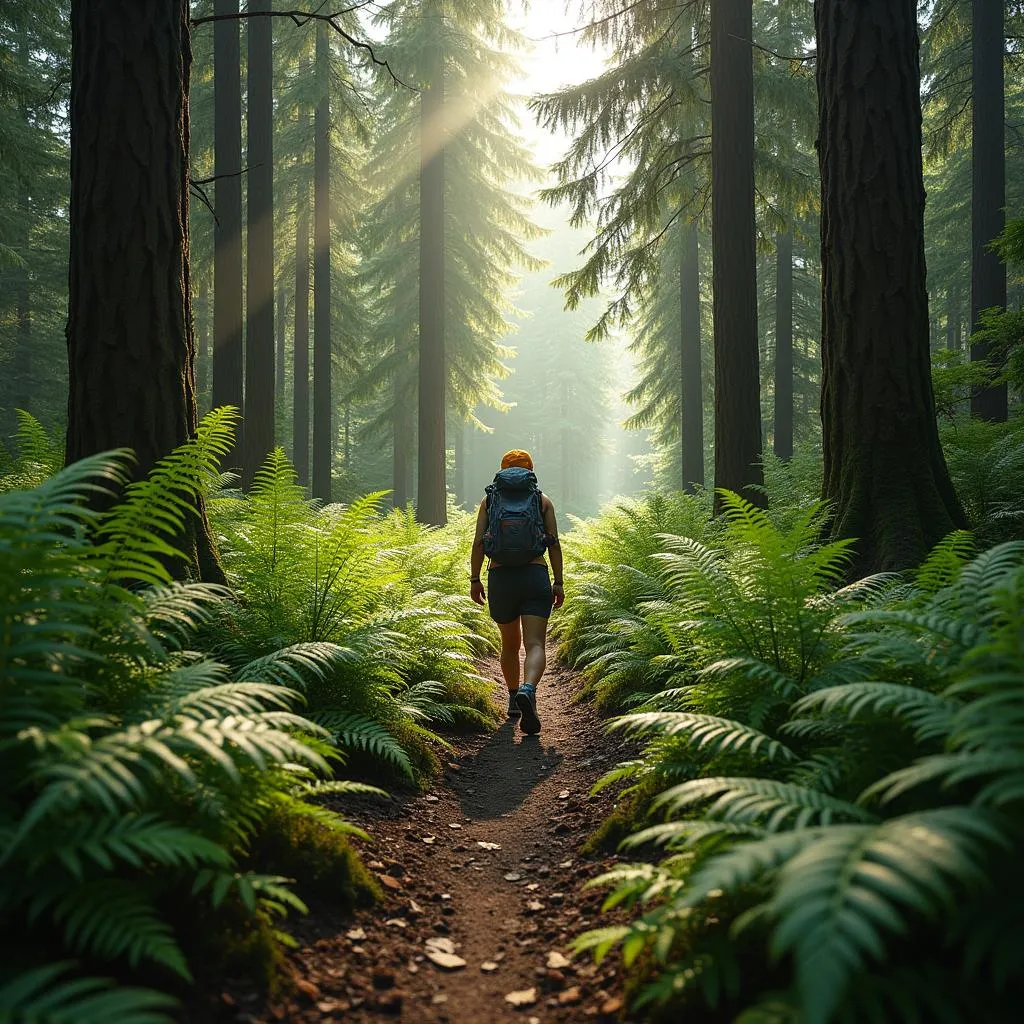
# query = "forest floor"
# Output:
<box><xmin>199</xmin><ymin>657</ymin><xmax>639</xmax><ymax>1024</ymax></box>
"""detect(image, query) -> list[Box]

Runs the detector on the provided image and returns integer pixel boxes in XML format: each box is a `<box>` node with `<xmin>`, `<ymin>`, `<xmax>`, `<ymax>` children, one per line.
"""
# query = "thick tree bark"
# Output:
<box><xmin>816</xmin><ymin>0</ymin><xmax>964</xmax><ymax>576</ymax></box>
<box><xmin>969</xmin><ymin>0</ymin><xmax>1007</xmax><ymax>422</ymax></box>
<box><xmin>65</xmin><ymin>0</ymin><xmax>224</xmax><ymax>583</ymax></box>
<box><xmin>293</xmin><ymin>173</ymin><xmax>311</xmax><ymax>485</ymax></box>
<box><xmin>312</xmin><ymin>22</ymin><xmax>332</xmax><ymax>501</ymax></box>
<box><xmin>417</xmin><ymin>0</ymin><xmax>447</xmax><ymax>526</ymax></box>
<box><xmin>242</xmin><ymin>0</ymin><xmax>275</xmax><ymax>486</ymax></box>
<box><xmin>681</xmin><ymin>222</ymin><xmax>704</xmax><ymax>490</ymax></box>
<box><xmin>211</xmin><ymin>0</ymin><xmax>243</xmax><ymax>463</ymax></box>
<box><xmin>774</xmin><ymin>230</ymin><xmax>794</xmax><ymax>460</ymax></box>
<box><xmin>711</xmin><ymin>0</ymin><xmax>763</xmax><ymax>507</ymax></box>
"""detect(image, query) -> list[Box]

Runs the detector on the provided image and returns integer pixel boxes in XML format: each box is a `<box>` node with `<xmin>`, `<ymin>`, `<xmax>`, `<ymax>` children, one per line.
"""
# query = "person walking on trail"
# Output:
<box><xmin>470</xmin><ymin>449</ymin><xmax>564</xmax><ymax>735</ymax></box>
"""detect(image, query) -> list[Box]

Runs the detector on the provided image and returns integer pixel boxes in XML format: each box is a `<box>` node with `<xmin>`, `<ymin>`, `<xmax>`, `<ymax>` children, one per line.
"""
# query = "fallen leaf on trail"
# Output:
<box><xmin>424</xmin><ymin>795</ymin><xmax>439</xmax><ymax>802</ymax></box>
<box><xmin>477</xmin><ymin>841</ymin><xmax>501</xmax><ymax>850</ymax></box>
<box><xmin>426</xmin><ymin>951</ymin><xmax>467</xmax><ymax>970</ymax></box>
<box><xmin>504</xmin><ymin>872</ymin><xmax>522</xmax><ymax>882</ymax></box>
<box><xmin>346</xmin><ymin>928</ymin><xmax>366</xmax><ymax>941</ymax></box>
<box><xmin>448</xmin><ymin>823</ymin><xmax>463</xmax><ymax>830</ymax></box>
<box><xmin>408</xmin><ymin>899</ymin><xmax>424</xmax><ymax>915</ymax></box>
<box><xmin>480</xmin><ymin>961</ymin><xmax>499</xmax><ymax>972</ymax></box>
<box><xmin>558</xmin><ymin>790</ymin><xmax>570</xmax><ymax>799</ymax></box>
<box><xmin>559</xmin><ymin>860</ymin><xmax>573</xmax><ymax>868</ymax></box>
<box><xmin>295</xmin><ymin>979</ymin><xmax>320</xmax><ymax>1000</ymax></box>
<box><xmin>504</xmin><ymin>988</ymin><xmax>537</xmax><ymax>1007</ymax></box>
<box><xmin>601</xmin><ymin>996</ymin><xmax>624</xmax><ymax>1014</ymax></box>
<box><xmin>526</xmin><ymin>883</ymin><xmax>540</xmax><ymax>891</ymax></box>
<box><xmin>378</xmin><ymin>875</ymin><xmax>402</xmax><ymax>891</ymax></box>
<box><xmin>425</xmin><ymin>936</ymin><xmax>457</xmax><ymax>954</ymax></box>
<box><xmin>431</xmin><ymin>994</ymin><xmax>448</xmax><ymax>1004</ymax></box>
<box><xmin>493</xmin><ymin>952</ymin><xmax>506</xmax><ymax>962</ymax></box>
<box><xmin>384</xmin><ymin>918</ymin><xmax>407</xmax><ymax>928</ymax></box>
<box><xmin>525</xmin><ymin>900</ymin><xmax>544</xmax><ymax>914</ymax></box>
<box><xmin>422</xmin><ymin>836</ymin><xmax>436</xmax><ymax>844</ymax></box>
<box><xmin>546</xmin><ymin>951</ymin><xmax>571</xmax><ymax>969</ymax></box>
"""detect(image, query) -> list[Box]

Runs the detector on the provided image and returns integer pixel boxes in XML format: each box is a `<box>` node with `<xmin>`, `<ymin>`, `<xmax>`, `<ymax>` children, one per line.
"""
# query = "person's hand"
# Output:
<box><xmin>552</xmin><ymin>582</ymin><xmax>565</xmax><ymax>609</ymax></box>
<box><xmin>471</xmin><ymin>579</ymin><xmax>486</xmax><ymax>606</ymax></box>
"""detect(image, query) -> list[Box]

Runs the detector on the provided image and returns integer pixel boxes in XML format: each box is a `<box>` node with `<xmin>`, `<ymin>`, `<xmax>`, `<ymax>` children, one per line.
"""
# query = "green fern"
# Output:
<box><xmin>0</xmin><ymin>963</ymin><xmax>177</xmax><ymax>1024</ymax></box>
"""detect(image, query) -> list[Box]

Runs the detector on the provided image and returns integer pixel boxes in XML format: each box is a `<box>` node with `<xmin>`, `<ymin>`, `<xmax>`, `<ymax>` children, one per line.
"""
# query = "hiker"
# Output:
<box><xmin>470</xmin><ymin>449</ymin><xmax>564</xmax><ymax>735</ymax></box>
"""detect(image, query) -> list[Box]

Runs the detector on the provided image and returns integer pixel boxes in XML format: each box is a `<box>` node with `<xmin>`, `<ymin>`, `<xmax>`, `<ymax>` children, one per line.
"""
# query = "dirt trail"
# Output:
<box><xmin>224</xmin><ymin>659</ymin><xmax>637</xmax><ymax>1024</ymax></box>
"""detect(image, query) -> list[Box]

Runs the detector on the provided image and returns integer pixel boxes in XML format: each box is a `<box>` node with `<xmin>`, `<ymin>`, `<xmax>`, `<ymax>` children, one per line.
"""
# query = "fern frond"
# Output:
<box><xmin>609</xmin><ymin>712</ymin><xmax>798</xmax><ymax>763</ymax></box>
<box><xmin>0</xmin><ymin>963</ymin><xmax>177</xmax><ymax>1024</ymax></box>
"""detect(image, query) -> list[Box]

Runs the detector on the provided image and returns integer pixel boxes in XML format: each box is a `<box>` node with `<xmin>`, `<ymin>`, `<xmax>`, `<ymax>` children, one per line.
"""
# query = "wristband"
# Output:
<box><xmin>470</xmin><ymin>577</ymin><xmax>481</xmax><ymax>583</ymax></box>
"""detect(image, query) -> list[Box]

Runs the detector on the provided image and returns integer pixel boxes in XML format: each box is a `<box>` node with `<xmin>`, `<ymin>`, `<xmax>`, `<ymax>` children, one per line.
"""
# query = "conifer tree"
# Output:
<box><xmin>0</xmin><ymin>0</ymin><xmax>70</xmax><ymax>431</ymax></box>
<box><xmin>242</xmin><ymin>0</ymin><xmax>275</xmax><ymax>487</ymax></box>
<box><xmin>970</xmin><ymin>0</ymin><xmax>1008</xmax><ymax>421</ymax></box>
<box><xmin>311</xmin><ymin>20</ymin><xmax>332</xmax><ymax>501</ymax></box>
<box><xmin>361</xmin><ymin>0</ymin><xmax>539</xmax><ymax>519</ymax></box>
<box><xmin>710</xmin><ymin>0</ymin><xmax>761</xmax><ymax>506</ymax></box>
<box><xmin>211</xmin><ymin>0</ymin><xmax>243</xmax><ymax>462</ymax></box>
<box><xmin>64</xmin><ymin>0</ymin><xmax>223</xmax><ymax>581</ymax></box>
<box><xmin>816</xmin><ymin>0</ymin><xmax>964</xmax><ymax>574</ymax></box>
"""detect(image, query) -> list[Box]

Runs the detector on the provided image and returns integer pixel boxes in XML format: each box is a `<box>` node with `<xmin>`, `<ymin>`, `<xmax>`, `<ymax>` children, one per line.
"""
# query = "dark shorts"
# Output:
<box><xmin>487</xmin><ymin>564</ymin><xmax>553</xmax><ymax>624</ymax></box>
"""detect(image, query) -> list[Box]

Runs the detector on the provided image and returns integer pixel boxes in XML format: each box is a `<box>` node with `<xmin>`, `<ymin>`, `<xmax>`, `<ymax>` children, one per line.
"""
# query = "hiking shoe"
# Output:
<box><xmin>515</xmin><ymin>685</ymin><xmax>541</xmax><ymax>735</ymax></box>
<box><xmin>507</xmin><ymin>691</ymin><xmax>521</xmax><ymax>717</ymax></box>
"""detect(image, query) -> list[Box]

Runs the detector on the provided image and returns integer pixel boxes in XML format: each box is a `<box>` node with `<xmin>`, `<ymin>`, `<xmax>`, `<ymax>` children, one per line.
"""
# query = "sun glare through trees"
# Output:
<box><xmin>2</xmin><ymin>1</ymin><xmax>1024</xmax><ymax>1022</ymax></box>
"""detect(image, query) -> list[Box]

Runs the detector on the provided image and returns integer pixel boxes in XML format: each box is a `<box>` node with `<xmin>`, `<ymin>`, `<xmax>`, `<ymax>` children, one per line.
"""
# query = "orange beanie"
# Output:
<box><xmin>500</xmin><ymin>449</ymin><xmax>534</xmax><ymax>471</ymax></box>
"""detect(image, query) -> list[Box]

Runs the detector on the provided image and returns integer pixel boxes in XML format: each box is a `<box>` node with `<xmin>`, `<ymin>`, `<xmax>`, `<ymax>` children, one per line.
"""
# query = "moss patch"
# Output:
<box><xmin>247</xmin><ymin>802</ymin><xmax>381</xmax><ymax>909</ymax></box>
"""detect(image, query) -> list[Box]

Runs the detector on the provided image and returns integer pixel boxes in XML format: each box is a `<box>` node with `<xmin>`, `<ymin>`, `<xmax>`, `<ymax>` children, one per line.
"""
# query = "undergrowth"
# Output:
<box><xmin>566</xmin><ymin>487</ymin><xmax>1024</xmax><ymax>1023</ymax></box>
<box><xmin>0</xmin><ymin>410</ymin><xmax>499</xmax><ymax>1022</ymax></box>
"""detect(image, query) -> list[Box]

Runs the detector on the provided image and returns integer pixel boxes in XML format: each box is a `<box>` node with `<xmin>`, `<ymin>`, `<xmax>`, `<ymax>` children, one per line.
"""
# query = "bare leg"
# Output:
<box><xmin>497</xmin><ymin>619</ymin><xmax>523</xmax><ymax>693</ymax></box>
<box><xmin>521</xmin><ymin>615</ymin><xmax>548</xmax><ymax>687</ymax></box>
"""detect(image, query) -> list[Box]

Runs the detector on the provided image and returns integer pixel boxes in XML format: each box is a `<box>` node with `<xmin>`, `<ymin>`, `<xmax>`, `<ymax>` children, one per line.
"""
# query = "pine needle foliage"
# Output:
<box><xmin>571</xmin><ymin>492</ymin><xmax>1024</xmax><ymax>1022</ymax></box>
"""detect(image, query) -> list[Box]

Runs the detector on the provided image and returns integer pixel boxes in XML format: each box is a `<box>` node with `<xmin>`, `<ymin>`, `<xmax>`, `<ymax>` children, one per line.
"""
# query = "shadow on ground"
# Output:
<box><xmin>451</xmin><ymin>718</ymin><xmax>564</xmax><ymax>820</ymax></box>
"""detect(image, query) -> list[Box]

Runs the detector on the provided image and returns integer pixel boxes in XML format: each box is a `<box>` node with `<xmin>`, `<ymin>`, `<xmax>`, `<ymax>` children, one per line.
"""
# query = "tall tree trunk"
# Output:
<box><xmin>970</xmin><ymin>0</ymin><xmax>1007</xmax><ymax>421</ymax></box>
<box><xmin>276</xmin><ymin>282</ymin><xmax>286</xmax><ymax>417</ymax></box>
<box><xmin>242</xmin><ymin>0</ymin><xmax>275</xmax><ymax>486</ymax></box>
<box><xmin>452</xmin><ymin>420</ymin><xmax>465</xmax><ymax>508</ymax></box>
<box><xmin>774</xmin><ymin>229</ymin><xmax>794</xmax><ymax>460</ymax></box>
<box><xmin>417</xmin><ymin>0</ymin><xmax>447</xmax><ymax>526</ymax></box>
<box><xmin>393</xmin><ymin>381</ymin><xmax>412</xmax><ymax>508</ymax></box>
<box><xmin>293</xmin><ymin>80</ymin><xmax>311</xmax><ymax>486</ymax></box>
<box><xmin>196</xmin><ymin>281</ymin><xmax>209</xmax><ymax>411</ymax></box>
<box><xmin>946</xmin><ymin>282</ymin><xmax>959</xmax><ymax>352</ymax></box>
<box><xmin>312</xmin><ymin>22</ymin><xmax>332</xmax><ymax>502</ymax></box>
<box><xmin>816</xmin><ymin>0</ymin><xmax>964</xmax><ymax>576</ymax></box>
<box><xmin>681</xmin><ymin>221</ymin><xmax>704</xmax><ymax>490</ymax></box>
<box><xmin>65</xmin><ymin>0</ymin><xmax>224</xmax><ymax>583</ymax></box>
<box><xmin>212</xmin><ymin>0</ymin><xmax>243</xmax><ymax>462</ymax></box>
<box><xmin>343</xmin><ymin>403</ymin><xmax>351</xmax><ymax>464</ymax></box>
<box><xmin>13</xmin><ymin>28</ymin><xmax>32</xmax><ymax>418</ymax></box>
<box><xmin>711</xmin><ymin>0</ymin><xmax>763</xmax><ymax>507</ymax></box>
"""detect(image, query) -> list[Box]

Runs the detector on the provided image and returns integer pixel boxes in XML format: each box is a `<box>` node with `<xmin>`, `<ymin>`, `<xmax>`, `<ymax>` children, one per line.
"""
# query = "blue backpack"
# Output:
<box><xmin>483</xmin><ymin>467</ymin><xmax>547</xmax><ymax>566</ymax></box>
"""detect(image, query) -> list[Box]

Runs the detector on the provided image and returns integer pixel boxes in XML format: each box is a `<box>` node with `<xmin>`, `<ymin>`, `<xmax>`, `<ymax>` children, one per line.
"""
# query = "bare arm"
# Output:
<box><xmin>544</xmin><ymin>498</ymin><xmax>564</xmax><ymax>605</ymax></box>
<box><xmin>470</xmin><ymin>500</ymin><xmax>487</xmax><ymax>604</ymax></box>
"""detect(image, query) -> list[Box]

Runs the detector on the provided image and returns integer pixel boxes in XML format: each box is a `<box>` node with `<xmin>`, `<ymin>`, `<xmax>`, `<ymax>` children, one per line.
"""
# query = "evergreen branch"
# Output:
<box><xmin>190</xmin><ymin>5</ymin><xmax>411</xmax><ymax>88</ymax></box>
